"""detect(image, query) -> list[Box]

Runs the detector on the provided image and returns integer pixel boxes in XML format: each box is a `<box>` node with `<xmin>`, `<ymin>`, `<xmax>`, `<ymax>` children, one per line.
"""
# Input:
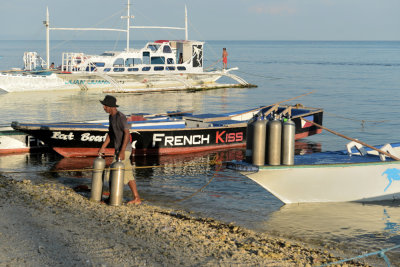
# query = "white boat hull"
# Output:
<box><xmin>243</xmin><ymin>161</ymin><xmax>400</xmax><ymax>204</ymax></box>
<box><xmin>0</xmin><ymin>71</ymin><xmax>225</xmax><ymax>93</ymax></box>
<box><xmin>0</xmin><ymin>73</ymin><xmax>66</xmax><ymax>92</ymax></box>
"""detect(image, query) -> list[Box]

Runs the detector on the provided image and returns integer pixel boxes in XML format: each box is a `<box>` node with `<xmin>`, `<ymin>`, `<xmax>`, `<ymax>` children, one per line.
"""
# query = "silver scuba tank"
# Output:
<box><xmin>90</xmin><ymin>155</ymin><xmax>106</xmax><ymax>202</ymax></box>
<box><xmin>109</xmin><ymin>159</ymin><xmax>125</xmax><ymax>206</ymax></box>
<box><xmin>252</xmin><ymin>116</ymin><xmax>267</xmax><ymax>166</ymax></box>
<box><xmin>281</xmin><ymin>118</ymin><xmax>295</xmax><ymax>165</ymax></box>
<box><xmin>267</xmin><ymin>115</ymin><xmax>282</xmax><ymax>166</ymax></box>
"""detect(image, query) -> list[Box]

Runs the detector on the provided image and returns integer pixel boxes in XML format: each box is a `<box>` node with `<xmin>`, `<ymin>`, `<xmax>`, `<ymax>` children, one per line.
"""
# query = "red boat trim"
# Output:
<box><xmin>134</xmin><ymin>143</ymin><xmax>246</xmax><ymax>156</ymax></box>
<box><xmin>295</xmin><ymin>129</ymin><xmax>322</xmax><ymax>140</ymax></box>
<box><xmin>53</xmin><ymin>147</ymin><xmax>115</xmax><ymax>158</ymax></box>
<box><xmin>53</xmin><ymin>143</ymin><xmax>246</xmax><ymax>157</ymax></box>
<box><xmin>0</xmin><ymin>148</ymin><xmax>30</xmax><ymax>154</ymax></box>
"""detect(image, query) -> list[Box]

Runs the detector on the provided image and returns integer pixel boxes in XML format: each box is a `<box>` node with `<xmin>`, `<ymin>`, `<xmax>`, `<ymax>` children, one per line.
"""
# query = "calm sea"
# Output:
<box><xmin>1</xmin><ymin>40</ymin><xmax>400</xmax><ymax>265</ymax></box>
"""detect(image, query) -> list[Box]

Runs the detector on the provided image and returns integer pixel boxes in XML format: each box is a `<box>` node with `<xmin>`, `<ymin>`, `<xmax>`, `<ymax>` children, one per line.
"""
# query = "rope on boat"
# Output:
<box><xmin>235</xmin><ymin>69</ymin><xmax>282</xmax><ymax>80</ymax></box>
<box><xmin>0</xmin><ymin>156</ymin><xmax>222</xmax><ymax>174</ymax></box>
<box><xmin>319</xmin><ymin>244</ymin><xmax>400</xmax><ymax>267</ymax></box>
<box><xmin>204</xmin><ymin>59</ymin><xmax>221</xmax><ymax>70</ymax></box>
<box><xmin>168</xmin><ymin>155</ymin><xmax>223</xmax><ymax>203</ymax></box>
<box><xmin>324</xmin><ymin>111</ymin><xmax>390</xmax><ymax>127</ymax></box>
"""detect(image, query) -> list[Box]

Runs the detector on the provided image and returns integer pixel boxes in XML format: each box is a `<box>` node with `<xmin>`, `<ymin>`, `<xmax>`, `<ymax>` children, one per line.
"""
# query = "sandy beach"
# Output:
<box><xmin>0</xmin><ymin>176</ymin><xmax>368</xmax><ymax>266</ymax></box>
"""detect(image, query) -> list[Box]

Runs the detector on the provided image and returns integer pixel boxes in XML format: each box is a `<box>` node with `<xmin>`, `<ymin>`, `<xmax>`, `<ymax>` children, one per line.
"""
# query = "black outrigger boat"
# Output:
<box><xmin>12</xmin><ymin>104</ymin><xmax>323</xmax><ymax>158</ymax></box>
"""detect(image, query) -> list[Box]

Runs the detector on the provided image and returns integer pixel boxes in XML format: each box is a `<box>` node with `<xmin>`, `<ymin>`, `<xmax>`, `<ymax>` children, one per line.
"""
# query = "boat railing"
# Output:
<box><xmin>61</xmin><ymin>52</ymin><xmax>90</xmax><ymax>72</ymax></box>
<box><xmin>23</xmin><ymin>52</ymin><xmax>46</xmax><ymax>71</ymax></box>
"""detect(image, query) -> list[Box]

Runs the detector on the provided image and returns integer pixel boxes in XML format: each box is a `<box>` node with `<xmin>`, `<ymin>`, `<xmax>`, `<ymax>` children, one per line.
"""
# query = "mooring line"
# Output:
<box><xmin>0</xmin><ymin>158</ymin><xmax>222</xmax><ymax>175</ymax></box>
<box><xmin>324</xmin><ymin>111</ymin><xmax>389</xmax><ymax>127</ymax></box>
<box><xmin>168</xmin><ymin>156</ymin><xmax>223</xmax><ymax>203</ymax></box>
<box><xmin>0</xmin><ymin>156</ymin><xmax>224</xmax><ymax>204</ymax></box>
<box><xmin>235</xmin><ymin>69</ymin><xmax>282</xmax><ymax>80</ymax></box>
<box><xmin>319</xmin><ymin>244</ymin><xmax>400</xmax><ymax>267</ymax></box>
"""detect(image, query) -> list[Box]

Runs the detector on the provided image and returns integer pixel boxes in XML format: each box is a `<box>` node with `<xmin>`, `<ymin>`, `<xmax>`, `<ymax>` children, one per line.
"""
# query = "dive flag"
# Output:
<box><xmin>301</xmin><ymin>115</ymin><xmax>314</xmax><ymax>128</ymax></box>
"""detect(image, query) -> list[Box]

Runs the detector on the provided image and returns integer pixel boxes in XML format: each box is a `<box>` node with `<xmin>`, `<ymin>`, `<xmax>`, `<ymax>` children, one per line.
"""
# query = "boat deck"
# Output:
<box><xmin>294</xmin><ymin>150</ymin><xmax>396</xmax><ymax>165</ymax></box>
<box><xmin>227</xmin><ymin>142</ymin><xmax>400</xmax><ymax>172</ymax></box>
<box><xmin>300</xmin><ymin>142</ymin><xmax>400</xmax><ymax>165</ymax></box>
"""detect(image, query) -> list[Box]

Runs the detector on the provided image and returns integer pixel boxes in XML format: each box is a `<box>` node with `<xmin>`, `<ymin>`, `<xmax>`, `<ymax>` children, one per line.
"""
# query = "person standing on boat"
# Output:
<box><xmin>178</xmin><ymin>53</ymin><xmax>183</xmax><ymax>64</ymax></box>
<box><xmin>222</xmin><ymin>48</ymin><xmax>228</xmax><ymax>69</ymax></box>
<box><xmin>98</xmin><ymin>95</ymin><xmax>141</xmax><ymax>205</ymax></box>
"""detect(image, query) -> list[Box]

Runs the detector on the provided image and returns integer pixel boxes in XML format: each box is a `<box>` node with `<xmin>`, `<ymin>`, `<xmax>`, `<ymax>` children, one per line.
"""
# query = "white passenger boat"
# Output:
<box><xmin>0</xmin><ymin>0</ymin><xmax>251</xmax><ymax>93</ymax></box>
<box><xmin>227</xmin><ymin>142</ymin><xmax>400</xmax><ymax>204</ymax></box>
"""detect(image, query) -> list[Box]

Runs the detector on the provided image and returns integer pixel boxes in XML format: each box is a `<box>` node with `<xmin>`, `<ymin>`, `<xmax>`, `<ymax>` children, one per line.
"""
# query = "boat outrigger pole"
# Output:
<box><xmin>43</xmin><ymin>0</ymin><xmax>188</xmax><ymax>69</ymax></box>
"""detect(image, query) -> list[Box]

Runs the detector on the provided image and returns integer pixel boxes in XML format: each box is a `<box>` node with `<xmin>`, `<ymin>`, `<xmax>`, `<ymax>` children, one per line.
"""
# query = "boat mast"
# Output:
<box><xmin>120</xmin><ymin>0</ymin><xmax>134</xmax><ymax>51</ymax></box>
<box><xmin>129</xmin><ymin>4</ymin><xmax>188</xmax><ymax>41</ymax></box>
<box><xmin>185</xmin><ymin>5</ymin><xmax>188</xmax><ymax>40</ymax></box>
<box><xmin>43</xmin><ymin>0</ymin><xmax>188</xmax><ymax>64</ymax></box>
<box><xmin>127</xmin><ymin>0</ymin><xmax>130</xmax><ymax>50</ymax></box>
<box><xmin>44</xmin><ymin>7</ymin><xmax>50</xmax><ymax>69</ymax></box>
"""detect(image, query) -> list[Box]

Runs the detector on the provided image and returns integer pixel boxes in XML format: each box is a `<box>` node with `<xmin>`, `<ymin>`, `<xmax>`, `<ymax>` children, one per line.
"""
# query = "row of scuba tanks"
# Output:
<box><xmin>246</xmin><ymin>113</ymin><xmax>295</xmax><ymax>166</ymax></box>
<box><xmin>90</xmin><ymin>157</ymin><xmax>125</xmax><ymax>206</ymax></box>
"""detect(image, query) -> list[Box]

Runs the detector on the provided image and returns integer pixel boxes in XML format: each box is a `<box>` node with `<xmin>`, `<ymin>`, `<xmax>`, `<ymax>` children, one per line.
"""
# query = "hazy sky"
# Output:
<box><xmin>0</xmin><ymin>0</ymin><xmax>399</xmax><ymax>41</ymax></box>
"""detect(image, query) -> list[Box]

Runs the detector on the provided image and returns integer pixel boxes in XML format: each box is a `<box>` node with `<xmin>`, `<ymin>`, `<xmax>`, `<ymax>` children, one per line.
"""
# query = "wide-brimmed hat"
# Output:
<box><xmin>100</xmin><ymin>95</ymin><xmax>119</xmax><ymax>107</ymax></box>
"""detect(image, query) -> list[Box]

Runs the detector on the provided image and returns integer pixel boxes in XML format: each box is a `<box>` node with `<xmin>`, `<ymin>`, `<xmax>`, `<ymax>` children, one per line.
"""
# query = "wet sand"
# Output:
<box><xmin>0</xmin><ymin>177</ymin><xmax>368</xmax><ymax>266</ymax></box>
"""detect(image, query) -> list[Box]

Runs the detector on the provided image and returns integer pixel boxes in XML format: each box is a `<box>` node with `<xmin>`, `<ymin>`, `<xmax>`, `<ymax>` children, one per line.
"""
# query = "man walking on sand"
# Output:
<box><xmin>98</xmin><ymin>95</ymin><xmax>141</xmax><ymax>205</ymax></box>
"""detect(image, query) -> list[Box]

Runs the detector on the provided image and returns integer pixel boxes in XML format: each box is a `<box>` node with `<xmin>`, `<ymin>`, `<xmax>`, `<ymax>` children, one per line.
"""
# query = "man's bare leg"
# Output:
<box><xmin>127</xmin><ymin>180</ymin><xmax>141</xmax><ymax>205</ymax></box>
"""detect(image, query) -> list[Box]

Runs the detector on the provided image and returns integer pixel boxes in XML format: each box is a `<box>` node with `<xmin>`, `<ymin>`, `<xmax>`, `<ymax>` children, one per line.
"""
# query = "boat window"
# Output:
<box><xmin>154</xmin><ymin>66</ymin><xmax>164</xmax><ymax>71</ymax></box>
<box><xmin>85</xmin><ymin>66</ymin><xmax>96</xmax><ymax>71</ymax></box>
<box><xmin>166</xmin><ymin>66</ymin><xmax>175</xmax><ymax>71</ymax></box>
<box><xmin>125</xmin><ymin>58</ymin><xmax>134</xmax><ymax>66</ymax></box>
<box><xmin>113</xmin><ymin>58</ymin><xmax>124</xmax><ymax>67</ymax></box>
<box><xmin>104</xmin><ymin>68</ymin><xmax>111</xmax><ymax>72</ymax></box>
<box><xmin>100</xmin><ymin>52</ymin><xmax>115</xmax><ymax>56</ymax></box>
<box><xmin>128</xmin><ymin>68</ymin><xmax>139</xmax><ymax>72</ymax></box>
<box><xmin>94</xmin><ymin>62</ymin><xmax>105</xmax><ymax>67</ymax></box>
<box><xmin>142</xmin><ymin>52</ymin><xmax>150</xmax><ymax>65</ymax></box>
<box><xmin>142</xmin><ymin>67</ymin><xmax>151</xmax><ymax>71</ymax></box>
<box><xmin>167</xmin><ymin>58</ymin><xmax>174</xmax><ymax>64</ymax></box>
<box><xmin>151</xmin><ymin>57</ymin><xmax>165</xmax><ymax>64</ymax></box>
<box><xmin>163</xmin><ymin>45</ymin><xmax>172</xmax><ymax>53</ymax></box>
<box><xmin>100</xmin><ymin>52</ymin><xmax>114</xmax><ymax>57</ymax></box>
<box><xmin>113</xmin><ymin>68</ymin><xmax>125</xmax><ymax>72</ymax></box>
<box><xmin>125</xmin><ymin>58</ymin><xmax>142</xmax><ymax>66</ymax></box>
<box><xmin>147</xmin><ymin>44</ymin><xmax>160</xmax><ymax>51</ymax></box>
<box><xmin>177</xmin><ymin>66</ymin><xmax>186</xmax><ymax>71</ymax></box>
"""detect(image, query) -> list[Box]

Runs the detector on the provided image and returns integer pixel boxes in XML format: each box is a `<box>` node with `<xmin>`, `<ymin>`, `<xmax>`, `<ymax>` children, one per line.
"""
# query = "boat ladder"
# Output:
<box><xmin>95</xmin><ymin>73</ymin><xmax>123</xmax><ymax>91</ymax></box>
<box><xmin>221</xmin><ymin>70</ymin><xmax>250</xmax><ymax>86</ymax></box>
<box><xmin>169</xmin><ymin>76</ymin><xmax>191</xmax><ymax>88</ymax></box>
